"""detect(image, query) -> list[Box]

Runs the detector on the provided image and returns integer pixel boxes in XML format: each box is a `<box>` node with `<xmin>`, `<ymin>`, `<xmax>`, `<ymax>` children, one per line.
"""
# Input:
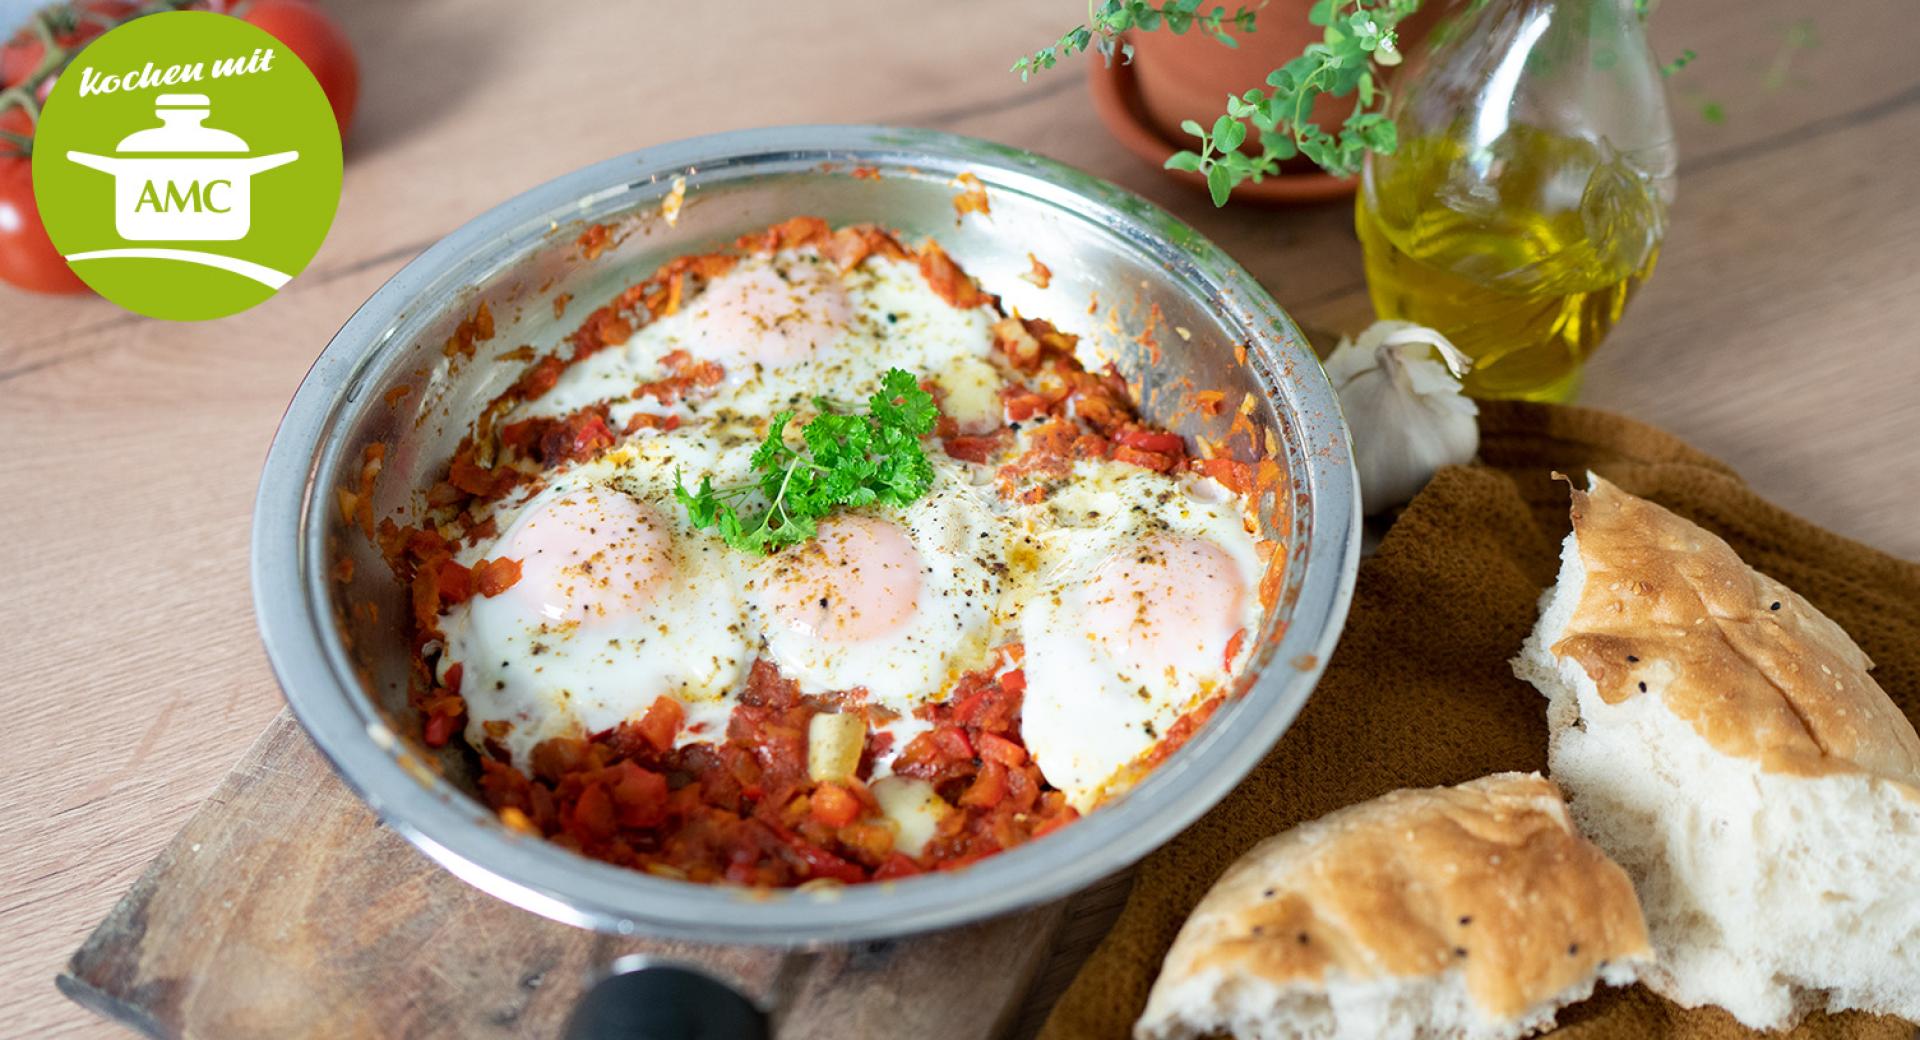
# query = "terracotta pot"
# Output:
<box><xmin>1088</xmin><ymin>1</ymin><xmax>1440</xmax><ymax>205</ymax></box>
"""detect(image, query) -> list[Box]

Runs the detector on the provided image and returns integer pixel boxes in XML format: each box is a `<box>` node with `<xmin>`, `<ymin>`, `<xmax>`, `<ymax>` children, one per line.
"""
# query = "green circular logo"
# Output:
<box><xmin>31</xmin><ymin>11</ymin><xmax>342</xmax><ymax>321</ymax></box>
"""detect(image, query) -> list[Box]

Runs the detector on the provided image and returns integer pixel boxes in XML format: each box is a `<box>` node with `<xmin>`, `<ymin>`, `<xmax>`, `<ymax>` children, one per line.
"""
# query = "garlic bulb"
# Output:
<box><xmin>1325</xmin><ymin>320</ymin><xmax>1478</xmax><ymax>514</ymax></box>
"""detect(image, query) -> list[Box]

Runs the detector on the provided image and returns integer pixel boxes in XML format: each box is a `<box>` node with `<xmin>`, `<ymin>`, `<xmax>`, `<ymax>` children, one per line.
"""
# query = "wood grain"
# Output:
<box><xmin>3</xmin><ymin>0</ymin><xmax>1915</xmax><ymax>1036</ymax></box>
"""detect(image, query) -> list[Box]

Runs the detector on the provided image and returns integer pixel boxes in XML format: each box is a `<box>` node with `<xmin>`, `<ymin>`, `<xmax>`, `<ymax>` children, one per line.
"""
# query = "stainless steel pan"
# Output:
<box><xmin>251</xmin><ymin>125</ymin><xmax>1359</xmax><ymax>944</ymax></box>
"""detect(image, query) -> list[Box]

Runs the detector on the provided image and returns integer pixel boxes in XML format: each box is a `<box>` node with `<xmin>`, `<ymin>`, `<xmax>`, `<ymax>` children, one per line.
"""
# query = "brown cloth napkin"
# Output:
<box><xmin>1038</xmin><ymin>401</ymin><xmax>1920</xmax><ymax>1040</ymax></box>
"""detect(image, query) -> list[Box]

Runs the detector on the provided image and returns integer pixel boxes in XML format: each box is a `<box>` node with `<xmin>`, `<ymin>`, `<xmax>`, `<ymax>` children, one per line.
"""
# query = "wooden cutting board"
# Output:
<box><xmin>58</xmin><ymin>709</ymin><xmax>1131</xmax><ymax>1040</ymax></box>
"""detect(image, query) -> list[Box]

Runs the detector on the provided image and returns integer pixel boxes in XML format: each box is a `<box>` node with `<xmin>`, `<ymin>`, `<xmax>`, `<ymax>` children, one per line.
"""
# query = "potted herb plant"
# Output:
<box><xmin>1017</xmin><ymin>0</ymin><xmax>1435</xmax><ymax>205</ymax></box>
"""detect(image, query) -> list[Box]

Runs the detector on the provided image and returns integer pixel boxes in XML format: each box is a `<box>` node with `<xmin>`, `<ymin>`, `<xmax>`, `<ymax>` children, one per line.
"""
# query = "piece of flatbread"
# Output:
<box><xmin>1136</xmin><ymin>772</ymin><xmax>1649</xmax><ymax>1040</ymax></box>
<box><xmin>1514</xmin><ymin>474</ymin><xmax>1920</xmax><ymax>1030</ymax></box>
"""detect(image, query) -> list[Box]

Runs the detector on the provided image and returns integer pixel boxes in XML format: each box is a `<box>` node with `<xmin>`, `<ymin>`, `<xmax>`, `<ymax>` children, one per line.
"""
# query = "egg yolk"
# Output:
<box><xmin>1081</xmin><ymin>535</ymin><xmax>1245</xmax><ymax>677</ymax></box>
<box><xmin>759</xmin><ymin>515</ymin><xmax>923</xmax><ymax>643</ymax></box>
<box><xmin>687</xmin><ymin>260</ymin><xmax>851</xmax><ymax>371</ymax></box>
<box><xmin>502</xmin><ymin>489</ymin><xmax>675</xmax><ymax>625</ymax></box>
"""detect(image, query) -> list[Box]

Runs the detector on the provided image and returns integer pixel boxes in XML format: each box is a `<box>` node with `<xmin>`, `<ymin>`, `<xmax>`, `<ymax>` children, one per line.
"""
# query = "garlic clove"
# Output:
<box><xmin>1327</xmin><ymin>321</ymin><xmax>1479</xmax><ymax>515</ymax></box>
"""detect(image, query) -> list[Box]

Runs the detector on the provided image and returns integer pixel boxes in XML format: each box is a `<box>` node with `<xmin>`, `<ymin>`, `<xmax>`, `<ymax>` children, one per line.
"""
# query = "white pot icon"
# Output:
<box><xmin>67</xmin><ymin>93</ymin><xmax>298</xmax><ymax>242</ymax></box>
<box><xmin>60</xmin><ymin>93</ymin><xmax>303</xmax><ymax>288</ymax></box>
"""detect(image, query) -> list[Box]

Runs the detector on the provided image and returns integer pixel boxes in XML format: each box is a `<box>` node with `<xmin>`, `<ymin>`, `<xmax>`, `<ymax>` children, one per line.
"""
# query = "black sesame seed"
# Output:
<box><xmin>1568</xmin><ymin>943</ymin><xmax>1580</xmax><ymax>956</ymax></box>
<box><xmin>1251</xmin><ymin>925</ymin><xmax>1265</xmax><ymax>937</ymax></box>
<box><xmin>1626</xmin><ymin>655</ymin><xmax>1639</xmax><ymax>663</ymax></box>
<box><xmin>1638</xmin><ymin>682</ymin><xmax>1648</xmax><ymax>692</ymax></box>
<box><xmin>1264</xmin><ymin>888</ymin><xmax>1277</xmax><ymax>899</ymax></box>
<box><xmin>1770</xmin><ymin>602</ymin><xmax>1782</xmax><ymax>611</ymax></box>
<box><xmin>1454</xmin><ymin>947</ymin><xmax>1468</xmax><ymax>958</ymax></box>
<box><xmin>1458</xmin><ymin>915</ymin><xmax>1472</xmax><ymax>926</ymax></box>
<box><xmin>1297</xmin><ymin>932</ymin><xmax>1310</xmax><ymax>945</ymax></box>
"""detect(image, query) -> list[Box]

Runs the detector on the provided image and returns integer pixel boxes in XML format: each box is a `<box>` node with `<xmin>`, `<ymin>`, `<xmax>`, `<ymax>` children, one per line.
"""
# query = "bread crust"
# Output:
<box><xmin>1141</xmin><ymin>773</ymin><xmax>1649</xmax><ymax>1034</ymax></box>
<box><xmin>1554</xmin><ymin>476</ymin><xmax>1920</xmax><ymax>787</ymax></box>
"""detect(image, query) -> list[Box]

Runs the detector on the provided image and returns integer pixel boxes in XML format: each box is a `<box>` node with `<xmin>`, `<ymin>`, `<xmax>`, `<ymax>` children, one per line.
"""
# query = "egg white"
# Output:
<box><xmin>1013</xmin><ymin>460</ymin><xmax>1265</xmax><ymax>810</ymax></box>
<box><xmin>747</xmin><ymin>458</ymin><xmax>1008</xmax><ymax>713</ymax></box>
<box><xmin>512</xmin><ymin>250</ymin><xmax>1002</xmax><ymax>433</ymax></box>
<box><xmin>441</xmin><ymin>427</ymin><xmax>759</xmax><ymax>766</ymax></box>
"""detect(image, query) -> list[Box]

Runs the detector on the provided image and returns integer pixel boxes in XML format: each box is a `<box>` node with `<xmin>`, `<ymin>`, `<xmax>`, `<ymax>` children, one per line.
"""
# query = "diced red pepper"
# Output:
<box><xmin>809</xmin><ymin>783</ymin><xmax>861</xmax><ymax>828</ymax></box>
<box><xmin>571</xmin><ymin>781</ymin><xmax>618</xmax><ymax>841</ymax></box>
<box><xmin>942</xmin><ymin>430</ymin><xmax>1010</xmax><ymax>464</ymax></box>
<box><xmin>423</xmin><ymin>711</ymin><xmax>460</xmax><ymax>748</ymax></box>
<box><xmin>976</xmin><ymin>732</ymin><xmax>1027</xmax><ymax>767</ymax></box>
<box><xmin>608</xmin><ymin>763</ymin><xmax>669</xmax><ymax>828</ymax></box>
<box><xmin>1031</xmin><ymin>805</ymin><xmax>1080</xmax><ymax>839</ymax></box>
<box><xmin>960</xmin><ymin>759</ymin><xmax>1010</xmax><ymax>808</ymax></box>
<box><xmin>1112</xmin><ymin>444</ymin><xmax>1179</xmax><ymax>472</ymax></box>
<box><xmin>873</xmin><ymin>852</ymin><xmax>923</xmax><ymax>880</ymax></box>
<box><xmin>1115</xmin><ymin>428</ymin><xmax>1185</xmax><ymax>454</ymax></box>
<box><xmin>933</xmin><ymin>726</ymin><xmax>974</xmax><ymax>761</ymax></box>
<box><xmin>1224</xmin><ymin>628</ymin><xmax>1247</xmax><ymax>670</ymax></box>
<box><xmin>636</xmin><ymin>696</ymin><xmax>684</xmax><ymax>753</ymax></box>
<box><xmin>784</xmin><ymin>833</ymin><xmax>867</xmax><ymax>884</ymax></box>
<box><xmin>437</xmin><ymin>559</ymin><xmax>474</xmax><ymax>605</ymax></box>
<box><xmin>1003</xmin><ymin>391</ymin><xmax>1052</xmax><ymax>422</ymax></box>
<box><xmin>1193</xmin><ymin>457</ymin><xmax>1255</xmax><ymax>494</ymax></box>
<box><xmin>475</xmin><ymin>557</ymin><xmax>523</xmax><ymax>597</ymax></box>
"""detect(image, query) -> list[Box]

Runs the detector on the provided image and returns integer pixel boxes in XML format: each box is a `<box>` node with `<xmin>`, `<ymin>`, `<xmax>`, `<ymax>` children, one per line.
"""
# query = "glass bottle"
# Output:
<box><xmin>1356</xmin><ymin>0</ymin><xmax>1677</xmax><ymax>401</ymax></box>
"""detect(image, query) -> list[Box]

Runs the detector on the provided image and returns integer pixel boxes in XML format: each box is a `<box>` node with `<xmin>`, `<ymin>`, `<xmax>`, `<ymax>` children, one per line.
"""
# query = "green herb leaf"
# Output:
<box><xmin>675</xmin><ymin>369</ymin><xmax>940</xmax><ymax>554</ymax></box>
<box><xmin>1009</xmin><ymin>2</ymin><xmax>1258</xmax><ymax>80</ymax></box>
<box><xmin>1206</xmin><ymin>163</ymin><xmax>1232</xmax><ymax>206</ymax></box>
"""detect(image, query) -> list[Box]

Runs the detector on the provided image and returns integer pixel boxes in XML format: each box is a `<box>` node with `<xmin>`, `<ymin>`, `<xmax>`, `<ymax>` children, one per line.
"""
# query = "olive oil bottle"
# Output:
<box><xmin>1357</xmin><ymin>0</ymin><xmax>1676</xmax><ymax>401</ymax></box>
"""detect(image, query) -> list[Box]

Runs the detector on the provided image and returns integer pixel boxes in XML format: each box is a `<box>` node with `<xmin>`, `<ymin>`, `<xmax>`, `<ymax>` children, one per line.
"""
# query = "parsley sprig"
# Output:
<box><xmin>674</xmin><ymin>369</ymin><xmax>939</xmax><ymax>553</ymax></box>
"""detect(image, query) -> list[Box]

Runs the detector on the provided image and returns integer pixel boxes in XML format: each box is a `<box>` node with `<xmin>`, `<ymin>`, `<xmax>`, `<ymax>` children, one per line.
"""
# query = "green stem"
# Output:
<box><xmin>23</xmin><ymin>13</ymin><xmax>65</xmax><ymax>89</ymax></box>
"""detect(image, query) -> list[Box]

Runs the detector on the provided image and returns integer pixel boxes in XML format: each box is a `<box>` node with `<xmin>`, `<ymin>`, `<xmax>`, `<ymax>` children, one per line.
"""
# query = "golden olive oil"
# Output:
<box><xmin>1356</xmin><ymin>128</ymin><xmax>1665</xmax><ymax>401</ymax></box>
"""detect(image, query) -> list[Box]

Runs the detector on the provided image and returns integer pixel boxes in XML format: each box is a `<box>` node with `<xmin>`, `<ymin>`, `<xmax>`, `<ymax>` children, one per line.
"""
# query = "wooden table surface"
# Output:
<box><xmin>4</xmin><ymin>0</ymin><xmax>1915</xmax><ymax>1036</ymax></box>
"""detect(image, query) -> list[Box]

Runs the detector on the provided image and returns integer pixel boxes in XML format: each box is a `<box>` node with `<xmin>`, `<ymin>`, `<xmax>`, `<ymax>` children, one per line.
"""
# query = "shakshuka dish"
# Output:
<box><xmin>366</xmin><ymin>216</ymin><xmax>1284</xmax><ymax>887</ymax></box>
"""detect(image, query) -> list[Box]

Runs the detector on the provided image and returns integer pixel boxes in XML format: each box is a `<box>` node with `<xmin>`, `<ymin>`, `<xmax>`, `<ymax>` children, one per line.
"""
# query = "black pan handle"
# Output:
<box><xmin>564</xmin><ymin>958</ymin><xmax>770</xmax><ymax>1040</ymax></box>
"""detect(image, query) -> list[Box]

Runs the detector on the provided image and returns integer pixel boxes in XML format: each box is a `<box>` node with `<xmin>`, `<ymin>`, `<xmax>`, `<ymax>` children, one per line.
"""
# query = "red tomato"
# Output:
<box><xmin>232</xmin><ymin>0</ymin><xmax>359</xmax><ymax>134</ymax></box>
<box><xmin>1</xmin><ymin>2</ymin><xmax>140</xmax><ymax>89</ymax></box>
<box><xmin>0</xmin><ymin>149</ymin><xmax>86</xmax><ymax>293</ymax></box>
